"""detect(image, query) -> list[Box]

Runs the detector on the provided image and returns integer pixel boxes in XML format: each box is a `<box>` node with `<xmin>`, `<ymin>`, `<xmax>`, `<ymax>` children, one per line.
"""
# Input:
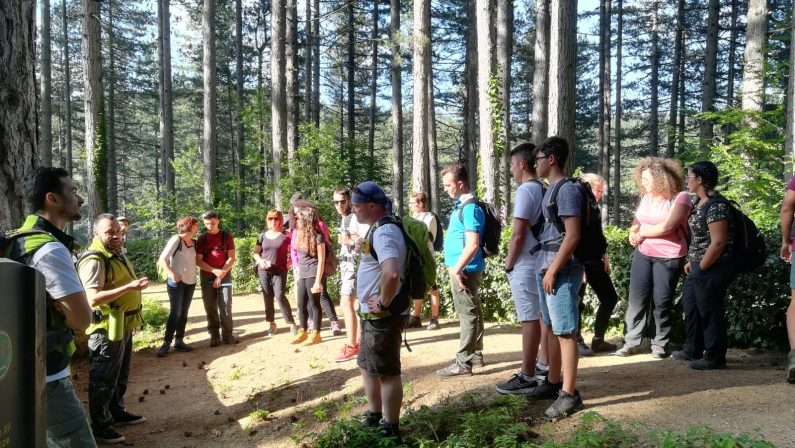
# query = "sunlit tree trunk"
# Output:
<box><xmin>598</xmin><ymin>0</ymin><xmax>611</xmax><ymax>225</ymax></box>
<box><xmin>286</xmin><ymin>0</ymin><xmax>298</xmax><ymax>166</ymax></box>
<box><xmin>41</xmin><ymin>0</ymin><xmax>53</xmax><ymax>166</ymax></box>
<box><xmin>158</xmin><ymin>0</ymin><xmax>175</xmax><ymax>210</ymax></box>
<box><xmin>532</xmin><ymin>0</ymin><xmax>550</xmax><ymax>142</ymax></box>
<box><xmin>412</xmin><ymin>0</ymin><xmax>431</xmax><ymax>197</ymax></box>
<box><xmin>367</xmin><ymin>0</ymin><xmax>379</xmax><ymax>180</ymax></box>
<box><xmin>699</xmin><ymin>0</ymin><xmax>719</xmax><ymax>152</ymax></box>
<box><xmin>272</xmin><ymin>0</ymin><xmax>287</xmax><ymax>207</ymax></box>
<box><xmin>548</xmin><ymin>0</ymin><xmax>577</xmax><ymax>173</ymax></box>
<box><xmin>497</xmin><ymin>0</ymin><xmax>513</xmax><ymax>215</ymax></box>
<box><xmin>235</xmin><ymin>0</ymin><xmax>245</xmax><ymax>230</ymax></box>
<box><xmin>649</xmin><ymin>0</ymin><xmax>659</xmax><ymax>156</ymax></box>
<box><xmin>666</xmin><ymin>0</ymin><xmax>684</xmax><ymax>157</ymax></box>
<box><xmin>613</xmin><ymin>0</ymin><xmax>623</xmax><ymax>224</ymax></box>
<box><xmin>83</xmin><ymin>0</ymin><xmax>107</xmax><ymax>225</ymax></box>
<box><xmin>390</xmin><ymin>0</ymin><xmax>404</xmax><ymax>214</ymax></box>
<box><xmin>202</xmin><ymin>0</ymin><xmax>217</xmax><ymax>208</ymax></box>
<box><xmin>741</xmin><ymin>0</ymin><xmax>767</xmax><ymax>115</ymax></box>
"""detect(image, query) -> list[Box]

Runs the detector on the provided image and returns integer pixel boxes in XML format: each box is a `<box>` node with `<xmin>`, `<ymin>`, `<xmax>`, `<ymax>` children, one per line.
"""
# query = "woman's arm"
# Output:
<box><xmin>312</xmin><ymin>241</ymin><xmax>326</xmax><ymax>293</ymax></box>
<box><xmin>638</xmin><ymin>203</ymin><xmax>690</xmax><ymax>238</ymax></box>
<box><xmin>699</xmin><ymin>219</ymin><xmax>729</xmax><ymax>270</ymax></box>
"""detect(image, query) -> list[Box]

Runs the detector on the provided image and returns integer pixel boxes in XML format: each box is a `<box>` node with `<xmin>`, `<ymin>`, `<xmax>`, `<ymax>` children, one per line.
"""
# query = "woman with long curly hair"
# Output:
<box><xmin>615</xmin><ymin>157</ymin><xmax>692</xmax><ymax>358</ymax></box>
<box><xmin>291</xmin><ymin>200</ymin><xmax>328</xmax><ymax>345</ymax></box>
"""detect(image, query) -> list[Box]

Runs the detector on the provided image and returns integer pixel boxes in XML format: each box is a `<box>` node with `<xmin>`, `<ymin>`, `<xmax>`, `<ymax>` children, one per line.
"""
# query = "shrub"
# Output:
<box><xmin>141</xmin><ymin>297</ymin><xmax>169</xmax><ymax>331</ymax></box>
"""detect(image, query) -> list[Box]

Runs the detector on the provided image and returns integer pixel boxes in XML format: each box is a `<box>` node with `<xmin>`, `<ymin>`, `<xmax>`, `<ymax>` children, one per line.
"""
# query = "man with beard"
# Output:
<box><xmin>78</xmin><ymin>214</ymin><xmax>150</xmax><ymax>444</ymax></box>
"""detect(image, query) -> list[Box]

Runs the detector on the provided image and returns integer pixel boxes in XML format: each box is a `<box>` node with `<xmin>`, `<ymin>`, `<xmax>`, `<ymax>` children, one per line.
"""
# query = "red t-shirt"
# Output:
<box><xmin>197</xmin><ymin>231</ymin><xmax>235</xmax><ymax>281</ymax></box>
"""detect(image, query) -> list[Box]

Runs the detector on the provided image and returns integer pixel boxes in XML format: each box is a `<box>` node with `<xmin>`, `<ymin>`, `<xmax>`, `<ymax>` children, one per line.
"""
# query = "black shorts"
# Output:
<box><xmin>357</xmin><ymin>315</ymin><xmax>406</xmax><ymax>377</ymax></box>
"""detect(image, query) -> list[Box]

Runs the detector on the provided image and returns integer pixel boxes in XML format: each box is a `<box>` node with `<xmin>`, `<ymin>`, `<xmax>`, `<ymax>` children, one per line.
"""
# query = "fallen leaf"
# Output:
<box><xmin>143</xmin><ymin>389</ymin><xmax>149</xmax><ymax>395</ymax></box>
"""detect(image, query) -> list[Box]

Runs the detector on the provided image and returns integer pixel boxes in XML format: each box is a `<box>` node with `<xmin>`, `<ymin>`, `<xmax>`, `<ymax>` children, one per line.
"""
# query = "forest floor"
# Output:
<box><xmin>71</xmin><ymin>284</ymin><xmax>795</xmax><ymax>447</ymax></box>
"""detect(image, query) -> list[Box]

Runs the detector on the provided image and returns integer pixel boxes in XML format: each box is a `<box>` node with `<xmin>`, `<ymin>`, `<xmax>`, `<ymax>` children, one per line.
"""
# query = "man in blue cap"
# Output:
<box><xmin>351</xmin><ymin>181</ymin><xmax>407</xmax><ymax>443</ymax></box>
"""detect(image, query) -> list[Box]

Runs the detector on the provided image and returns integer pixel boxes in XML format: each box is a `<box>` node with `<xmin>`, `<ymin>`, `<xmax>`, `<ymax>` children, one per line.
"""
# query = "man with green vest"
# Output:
<box><xmin>78</xmin><ymin>214</ymin><xmax>150</xmax><ymax>444</ymax></box>
<box><xmin>4</xmin><ymin>167</ymin><xmax>96</xmax><ymax>447</ymax></box>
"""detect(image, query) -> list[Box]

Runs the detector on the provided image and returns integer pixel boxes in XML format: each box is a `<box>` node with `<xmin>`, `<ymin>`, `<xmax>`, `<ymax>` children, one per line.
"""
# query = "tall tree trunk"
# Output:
<box><xmin>464</xmin><ymin>0</ymin><xmax>479</xmax><ymax>190</ymax></box>
<box><xmin>304</xmin><ymin>0</ymin><xmax>312</xmax><ymax>123</ymax></box>
<box><xmin>62</xmin><ymin>0</ymin><xmax>72</xmax><ymax>178</ymax></box>
<box><xmin>41</xmin><ymin>0</ymin><xmax>53</xmax><ymax>166</ymax></box>
<box><xmin>235</xmin><ymin>0</ymin><xmax>245</xmax><ymax>230</ymax></box>
<box><xmin>532</xmin><ymin>0</ymin><xmax>550</xmax><ymax>142</ymax></box>
<box><xmin>741</xmin><ymin>0</ymin><xmax>767</xmax><ymax>114</ymax></box>
<box><xmin>785</xmin><ymin>9</ymin><xmax>795</xmax><ymax>181</ymax></box>
<box><xmin>548</xmin><ymin>0</ymin><xmax>577</xmax><ymax>173</ymax></box>
<box><xmin>648</xmin><ymin>0</ymin><xmax>659</xmax><ymax>156</ymax></box>
<box><xmin>346</xmin><ymin>0</ymin><xmax>356</xmax><ymax>184</ymax></box>
<box><xmin>202</xmin><ymin>0</ymin><xmax>217</xmax><ymax>208</ymax></box>
<box><xmin>412</xmin><ymin>0</ymin><xmax>431</xmax><ymax>197</ymax></box>
<box><xmin>390</xmin><ymin>0</ymin><xmax>404</xmax><ymax>214</ymax></box>
<box><xmin>158</xmin><ymin>0</ymin><xmax>175</xmax><ymax>209</ymax></box>
<box><xmin>666</xmin><ymin>0</ymin><xmax>684</xmax><ymax>157</ymax></box>
<box><xmin>496</xmin><ymin>0</ymin><xmax>513</xmax><ymax>216</ymax></box>
<box><xmin>598</xmin><ymin>0</ymin><xmax>611</xmax><ymax>225</ymax></box>
<box><xmin>107</xmin><ymin>0</ymin><xmax>117</xmax><ymax>213</ymax></box>
<box><xmin>476</xmin><ymin>0</ymin><xmax>497</xmax><ymax>204</ymax></box>
<box><xmin>613</xmin><ymin>0</ymin><xmax>623</xmax><ymax>224</ymax></box>
<box><xmin>428</xmin><ymin>64</ymin><xmax>440</xmax><ymax>214</ymax></box>
<box><xmin>724</xmin><ymin>0</ymin><xmax>739</xmax><ymax>140</ymax></box>
<box><xmin>286</xmin><ymin>0</ymin><xmax>298</xmax><ymax>167</ymax></box>
<box><xmin>677</xmin><ymin>39</ymin><xmax>686</xmax><ymax>151</ymax></box>
<box><xmin>699</xmin><ymin>0</ymin><xmax>719</xmax><ymax>152</ymax></box>
<box><xmin>272</xmin><ymin>0</ymin><xmax>287</xmax><ymax>207</ymax></box>
<box><xmin>83</xmin><ymin>0</ymin><xmax>107</xmax><ymax>225</ymax></box>
<box><xmin>256</xmin><ymin>7</ymin><xmax>267</xmax><ymax>204</ymax></box>
<box><xmin>312</xmin><ymin>0</ymin><xmax>320</xmax><ymax>126</ymax></box>
<box><xmin>0</xmin><ymin>0</ymin><xmax>37</xmax><ymax>228</ymax></box>
<box><xmin>367</xmin><ymin>0</ymin><xmax>379</xmax><ymax>180</ymax></box>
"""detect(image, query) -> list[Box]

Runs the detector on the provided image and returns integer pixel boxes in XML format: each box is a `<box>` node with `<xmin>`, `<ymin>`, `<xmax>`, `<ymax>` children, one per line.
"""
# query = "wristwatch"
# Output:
<box><xmin>505</xmin><ymin>266</ymin><xmax>514</xmax><ymax>274</ymax></box>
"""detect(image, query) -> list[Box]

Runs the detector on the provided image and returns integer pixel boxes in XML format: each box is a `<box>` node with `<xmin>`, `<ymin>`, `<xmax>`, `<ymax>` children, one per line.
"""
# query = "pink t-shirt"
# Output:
<box><xmin>636</xmin><ymin>191</ymin><xmax>692</xmax><ymax>259</ymax></box>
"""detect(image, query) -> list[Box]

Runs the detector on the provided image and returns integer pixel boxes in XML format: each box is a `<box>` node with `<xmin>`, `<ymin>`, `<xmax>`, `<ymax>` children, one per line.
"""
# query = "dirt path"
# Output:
<box><xmin>71</xmin><ymin>285</ymin><xmax>795</xmax><ymax>447</ymax></box>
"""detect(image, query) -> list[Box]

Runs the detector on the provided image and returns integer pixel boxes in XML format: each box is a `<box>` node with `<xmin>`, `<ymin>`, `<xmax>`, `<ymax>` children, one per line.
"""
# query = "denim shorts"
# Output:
<box><xmin>790</xmin><ymin>261</ymin><xmax>795</xmax><ymax>290</ymax></box>
<box><xmin>508</xmin><ymin>267</ymin><xmax>541</xmax><ymax>322</ymax></box>
<box><xmin>536</xmin><ymin>266</ymin><xmax>584</xmax><ymax>336</ymax></box>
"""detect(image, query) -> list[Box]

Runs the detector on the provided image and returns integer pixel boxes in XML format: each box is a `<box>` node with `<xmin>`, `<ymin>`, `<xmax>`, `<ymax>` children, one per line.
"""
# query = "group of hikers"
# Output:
<box><xmin>5</xmin><ymin>134</ymin><xmax>795</xmax><ymax>446</ymax></box>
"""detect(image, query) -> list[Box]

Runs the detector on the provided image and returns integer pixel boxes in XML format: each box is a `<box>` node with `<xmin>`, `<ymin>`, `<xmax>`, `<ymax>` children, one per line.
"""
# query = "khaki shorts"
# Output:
<box><xmin>357</xmin><ymin>315</ymin><xmax>406</xmax><ymax>376</ymax></box>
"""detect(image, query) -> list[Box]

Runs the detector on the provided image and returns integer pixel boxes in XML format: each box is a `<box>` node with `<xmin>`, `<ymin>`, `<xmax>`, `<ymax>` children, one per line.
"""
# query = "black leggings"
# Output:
<box><xmin>259</xmin><ymin>269</ymin><xmax>294</xmax><ymax>324</ymax></box>
<box><xmin>296</xmin><ymin>276</ymin><xmax>326</xmax><ymax>331</ymax></box>
<box><xmin>577</xmin><ymin>260</ymin><xmax>620</xmax><ymax>340</ymax></box>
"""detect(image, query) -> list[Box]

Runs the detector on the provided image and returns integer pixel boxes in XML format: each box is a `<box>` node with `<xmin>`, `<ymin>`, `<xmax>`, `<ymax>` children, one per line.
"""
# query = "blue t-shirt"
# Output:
<box><xmin>444</xmin><ymin>194</ymin><xmax>486</xmax><ymax>272</ymax></box>
<box><xmin>537</xmin><ymin>180</ymin><xmax>583</xmax><ymax>272</ymax></box>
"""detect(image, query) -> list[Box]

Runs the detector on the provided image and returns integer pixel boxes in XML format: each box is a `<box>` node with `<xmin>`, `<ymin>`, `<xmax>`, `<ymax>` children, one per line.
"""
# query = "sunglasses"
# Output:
<box><xmin>267</xmin><ymin>217</ymin><xmax>281</xmax><ymax>221</ymax></box>
<box><xmin>333</xmin><ymin>200</ymin><xmax>348</xmax><ymax>205</ymax></box>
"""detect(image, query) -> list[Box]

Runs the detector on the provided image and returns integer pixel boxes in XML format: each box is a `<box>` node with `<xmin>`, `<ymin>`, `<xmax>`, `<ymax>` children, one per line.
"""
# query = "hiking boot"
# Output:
<box><xmin>93</xmin><ymin>426</ymin><xmax>126</xmax><ymax>444</ymax></box>
<box><xmin>406</xmin><ymin>315</ymin><xmax>422</xmax><ymax>329</ymax></box>
<box><xmin>223</xmin><ymin>335</ymin><xmax>239</xmax><ymax>345</ymax></box>
<box><xmin>156</xmin><ymin>340</ymin><xmax>171</xmax><ymax>358</ymax></box>
<box><xmin>496</xmin><ymin>373</ymin><xmax>538</xmax><ymax>395</ymax></box>
<box><xmin>787</xmin><ymin>350</ymin><xmax>795</xmax><ymax>384</ymax></box>
<box><xmin>379</xmin><ymin>420</ymin><xmax>402</xmax><ymax>444</ymax></box>
<box><xmin>436</xmin><ymin>362</ymin><xmax>472</xmax><ymax>378</ymax></box>
<box><xmin>472</xmin><ymin>353</ymin><xmax>485</xmax><ymax>368</ymax></box>
<box><xmin>113</xmin><ymin>411</ymin><xmax>146</xmax><ymax>426</ymax></box>
<box><xmin>578</xmin><ymin>342</ymin><xmax>594</xmax><ymax>357</ymax></box>
<box><xmin>427</xmin><ymin>317</ymin><xmax>440</xmax><ymax>330</ymax></box>
<box><xmin>291</xmin><ymin>329</ymin><xmax>308</xmax><ymax>344</ymax></box>
<box><xmin>690</xmin><ymin>358</ymin><xmax>726</xmax><ymax>370</ymax></box>
<box><xmin>304</xmin><ymin>330</ymin><xmax>322</xmax><ymax>346</ymax></box>
<box><xmin>209</xmin><ymin>334</ymin><xmax>221</xmax><ymax>347</ymax></box>
<box><xmin>671</xmin><ymin>350</ymin><xmax>697</xmax><ymax>361</ymax></box>
<box><xmin>651</xmin><ymin>346</ymin><xmax>668</xmax><ymax>359</ymax></box>
<box><xmin>330</xmin><ymin>320</ymin><xmax>342</xmax><ymax>336</ymax></box>
<box><xmin>335</xmin><ymin>344</ymin><xmax>359</xmax><ymax>362</ymax></box>
<box><xmin>528</xmin><ymin>378</ymin><xmax>563</xmax><ymax>400</ymax></box>
<box><xmin>590</xmin><ymin>338</ymin><xmax>617</xmax><ymax>353</ymax></box>
<box><xmin>543</xmin><ymin>389</ymin><xmax>583</xmax><ymax>421</ymax></box>
<box><xmin>362</xmin><ymin>410</ymin><xmax>382</xmax><ymax>427</ymax></box>
<box><xmin>613</xmin><ymin>344</ymin><xmax>644</xmax><ymax>357</ymax></box>
<box><xmin>266</xmin><ymin>322</ymin><xmax>277</xmax><ymax>336</ymax></box>
<box><xmin>174</xmin><ymin>340</ymin><xmax>193</xmax><ymax>352</ymax></box>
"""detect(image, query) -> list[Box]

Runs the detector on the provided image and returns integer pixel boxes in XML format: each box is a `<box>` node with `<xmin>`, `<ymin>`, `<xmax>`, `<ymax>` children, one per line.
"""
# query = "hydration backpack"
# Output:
<box><xmin>546</xmin><ymin>178</ymin><xmax>607</xmax><ymax>263</ymax></box>
<box><xmin>702</xmin><ymin>196</ymin><xmax>767</xmax><ymax>272</ymax></box>
<box><xmin>457</xmin><ymin>199</ymin><xmax>502</xmax><ymax>258</ymax></box>
<box><xmin>367</xmin><ymin>216</ymin><xmax>437</xmax><ymax>312</ymax></box>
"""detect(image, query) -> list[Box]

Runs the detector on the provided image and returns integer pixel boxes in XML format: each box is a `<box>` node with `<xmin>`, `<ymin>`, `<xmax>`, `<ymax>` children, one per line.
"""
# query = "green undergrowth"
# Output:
<box><xmin>298</xmin><ymin>393</ymin><xmax>776</xmax><ymax>448</ymax></box>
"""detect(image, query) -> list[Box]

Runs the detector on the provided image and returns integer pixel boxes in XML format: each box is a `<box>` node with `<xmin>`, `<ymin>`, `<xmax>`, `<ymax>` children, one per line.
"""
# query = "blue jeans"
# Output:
<box><xmin>165</xmin><ymin>280</ymin><xmax>196</xmax><ymax>341</ymax></box>
<box><xmin>200</xmin><ymin>282</ymin><xmax>234</xmax><ymax>339</ymax></box>
<box><xmin>46</xmin><ymin>377</ymin><xmax>97</xmax><ymax>447</ymax></box>
<box><xmin>536</xmin><ymin>266</ymin><xmax>584</xmax><ymax>336</ymax></box>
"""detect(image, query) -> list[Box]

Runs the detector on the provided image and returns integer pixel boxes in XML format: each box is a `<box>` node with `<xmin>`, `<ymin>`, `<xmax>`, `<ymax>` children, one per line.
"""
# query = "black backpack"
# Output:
<box><xmin>427</xmin><ymin>212</ymin><xmax>444</xmax><ymax>252</ymax></box>
<box><xmin>702</xmin><ymin>196</ymin><xmax>767</xmax><ymax>272</ymax></box>
<box><xmin>457</xmin><ymin>199</ymin><xmax>502</xmax><ymax>258</ymax></box>
<box><xmin>527</xmin><ymin>179</ymin><xmax>547</xmax><ymax>241</ymax></box>
<box><xmin>546</xmin><ymin>178</ymin><xmax>607</xmax><ymax>263</ymax></box>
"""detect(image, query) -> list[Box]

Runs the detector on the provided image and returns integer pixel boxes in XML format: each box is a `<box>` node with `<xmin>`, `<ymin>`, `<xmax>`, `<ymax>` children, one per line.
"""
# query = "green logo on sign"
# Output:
<box><xmin>0</xmin><ymin>331</ymin><xmax>11</xmax><ymax>381</ymax></box>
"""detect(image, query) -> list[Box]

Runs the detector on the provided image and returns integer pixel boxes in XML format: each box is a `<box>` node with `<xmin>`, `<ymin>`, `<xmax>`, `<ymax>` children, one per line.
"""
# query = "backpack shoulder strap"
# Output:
<box><xmin>457</xmin><ymin>198</ymin><xmax>478</xmax><ymax>223</ymax></box>
<box><xmin>547</xmin><ymin>179</ymin><xmax>576</xmax><ymax>235</ymax></box>
<box><xmin>366</xmin><ymin>216</ymin><xmax>403</xmax><ymax>262</ymax></box>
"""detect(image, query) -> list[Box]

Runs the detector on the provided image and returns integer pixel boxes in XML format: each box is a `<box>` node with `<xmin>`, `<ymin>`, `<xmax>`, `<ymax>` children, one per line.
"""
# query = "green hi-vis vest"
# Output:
<box><xmin>2</xmin><ymin>215</ymin><xmax>79</xmax><ymax>376</ymax></box>
<box><xmin>79</xmin><ymin>239</ymin><xmax>144</xmax><ymax>335</ymax></box>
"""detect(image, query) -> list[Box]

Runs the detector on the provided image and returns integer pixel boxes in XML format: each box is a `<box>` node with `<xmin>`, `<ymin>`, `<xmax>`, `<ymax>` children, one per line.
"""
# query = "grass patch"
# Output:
<box><xmin>249</xmin><ymin>408</ymin><xmax>270</xmax><ymax>423</ymax></box>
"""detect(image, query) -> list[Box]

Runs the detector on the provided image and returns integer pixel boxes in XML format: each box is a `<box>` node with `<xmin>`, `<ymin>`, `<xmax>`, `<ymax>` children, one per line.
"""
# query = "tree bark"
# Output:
<box><xmin>476</xmin><ymin>0</ymin><xmax>497</xmax><ymax>204</ymax></box>
<box><xmin>463</xmin><ymin>0</ymin><xmax>479</xmax><ymax>190</ymax></box>
<box><xmin>346</xmin><ymin>0</ymin><xmax>356</xmax><ymax>184</ymax></box>
<box><xmin>202</xmin><ymin>0</ymin><xmax>217</xmax><ymax>208</ymax></box>
<box><xmin>286</xmin><ymin>0</ymin><xmax>298</xmax><ymax>166</ymax></box>
<box><xmin>699</xmin><ymin>0</ymin><xmax>719</xmax><ymax>152</ymax></box>
<box><xmin>532</xmin><ymin>0</ymin><xmax>550</xmax><ymax>143</ymax></box>
<box><xmin>648</xmin><ymin>0</ymin><xmax>659</xmax><ymax>156</ymax></box>
<box><xmin>304</xmin><ymin>0</ymin><xmax>312</xmax><ymax>123</ymax></box>
<box><xmin>83</xmin><ymin>0</ymin><xmax>107</xmax><ymax>225</ymax></box>
<box><xmin>741</xmin><ymin>0</ymin><xmax>767</xmax><ymax>114</ymax></box>
<box><xmin>390</xmin><ymin>0</ymin><xmax>404</xmax><ymax>214</ymax></box>
<box><xmin>158</xmin><ymin>0</ymin><xmax>175</xmax><ymax>207</ymax></box>
<box><xmin>548</xmin><ymin>0</ymin><xmax>577</xmax><ymax>173</ymax></box>
<box><xmin>62</xmin><ymin>0</ymin><xmax>73</xmax><ymax>178</ymax></box>
<box><xmin>272</xmin><ymin>0</ymin><xmax>287</xmax><ymax>207</ymax></box>
<box><xmin>0</xmin><ymin>0</ymin><xmax>37</xmax><ymax>228</ymax></box>
<box><xmin>785</xmin><ymin>9</ymin><xmax>795</xmax><ymax>181</ymax></box>
<box><xmin>312</xmin><ymin>0</ymin><xmax>320</xmax><ymax>126</ymax></box>
<box><xmin>107</xmin><ymin>0</ymin><xmax>117</xmax><ymax>213</ymax></box>
<box><xmin>235</xmin><ymin>0</ymin><xmax>245</xmax><ymax>230</ymax></box>
<box><xmin>598</xmin><ymin>0</ymin><xmax>610</xmax><ymax>225</ymax></box>
<box><xmin>428</xmin><ymin>64</ymin><xmax>440</xmax><ymax>215</ymax></box>
<box><xmin>497</xmin><ymin>0</ymin><xmax>513</xmax><ymax>215</ymax></box>
<box><xmin>724</xmin><ymin>0</ymin><xmax>739</xmax><ymax>140</ymax></box>
<box><xmin>412</xmin><ymin>0</ymin><xmax>431</xmax><ymax>197</ymax></box>
<box><xmin>367</xmin><ymin>0</ymin><xmax>380</xmax><ymax>180</ymax></box>
<box><xmin>41</xmin><ymin>0</ymin><xmax>53</xmax><ymax>166</ymax></box>
<box><xmin>613</xmin><ymin>0</ymin><xmax>623</xmax><ymax>224</ymax></box>
<box><xmin>666</xmin><ymin>0</ymin><xmax>684</xmax><ymax>157</ymax></box>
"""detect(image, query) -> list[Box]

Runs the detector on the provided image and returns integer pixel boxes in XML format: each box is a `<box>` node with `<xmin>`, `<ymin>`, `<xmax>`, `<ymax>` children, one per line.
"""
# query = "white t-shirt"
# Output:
<box><xmin>356</xmin><ymin>224</ymin><xmax>407</xmax><ymax>315</ymax></box>
<box><xmin>513</xmin><ymin>181</ymin><xmax>544</xmax><ymax>268</ymax></box>
<box><xmin>30</xmin><ymin>242</ymin><xmax>84</xmax><ymax>382</ymax></box>
<box><xmin>340</xmin><ymin>213</ymin><xmax>371</xmax><ymax>263</ymax></box>
<box><xmin>160</xmin><ymin>236</ymin><xmax>198</xmax><ymax>285</ymax></box>
<box><xmin>412</xmin><ymin>211</ymin><xmax>438</xmax><ymax>252</ymax></box>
